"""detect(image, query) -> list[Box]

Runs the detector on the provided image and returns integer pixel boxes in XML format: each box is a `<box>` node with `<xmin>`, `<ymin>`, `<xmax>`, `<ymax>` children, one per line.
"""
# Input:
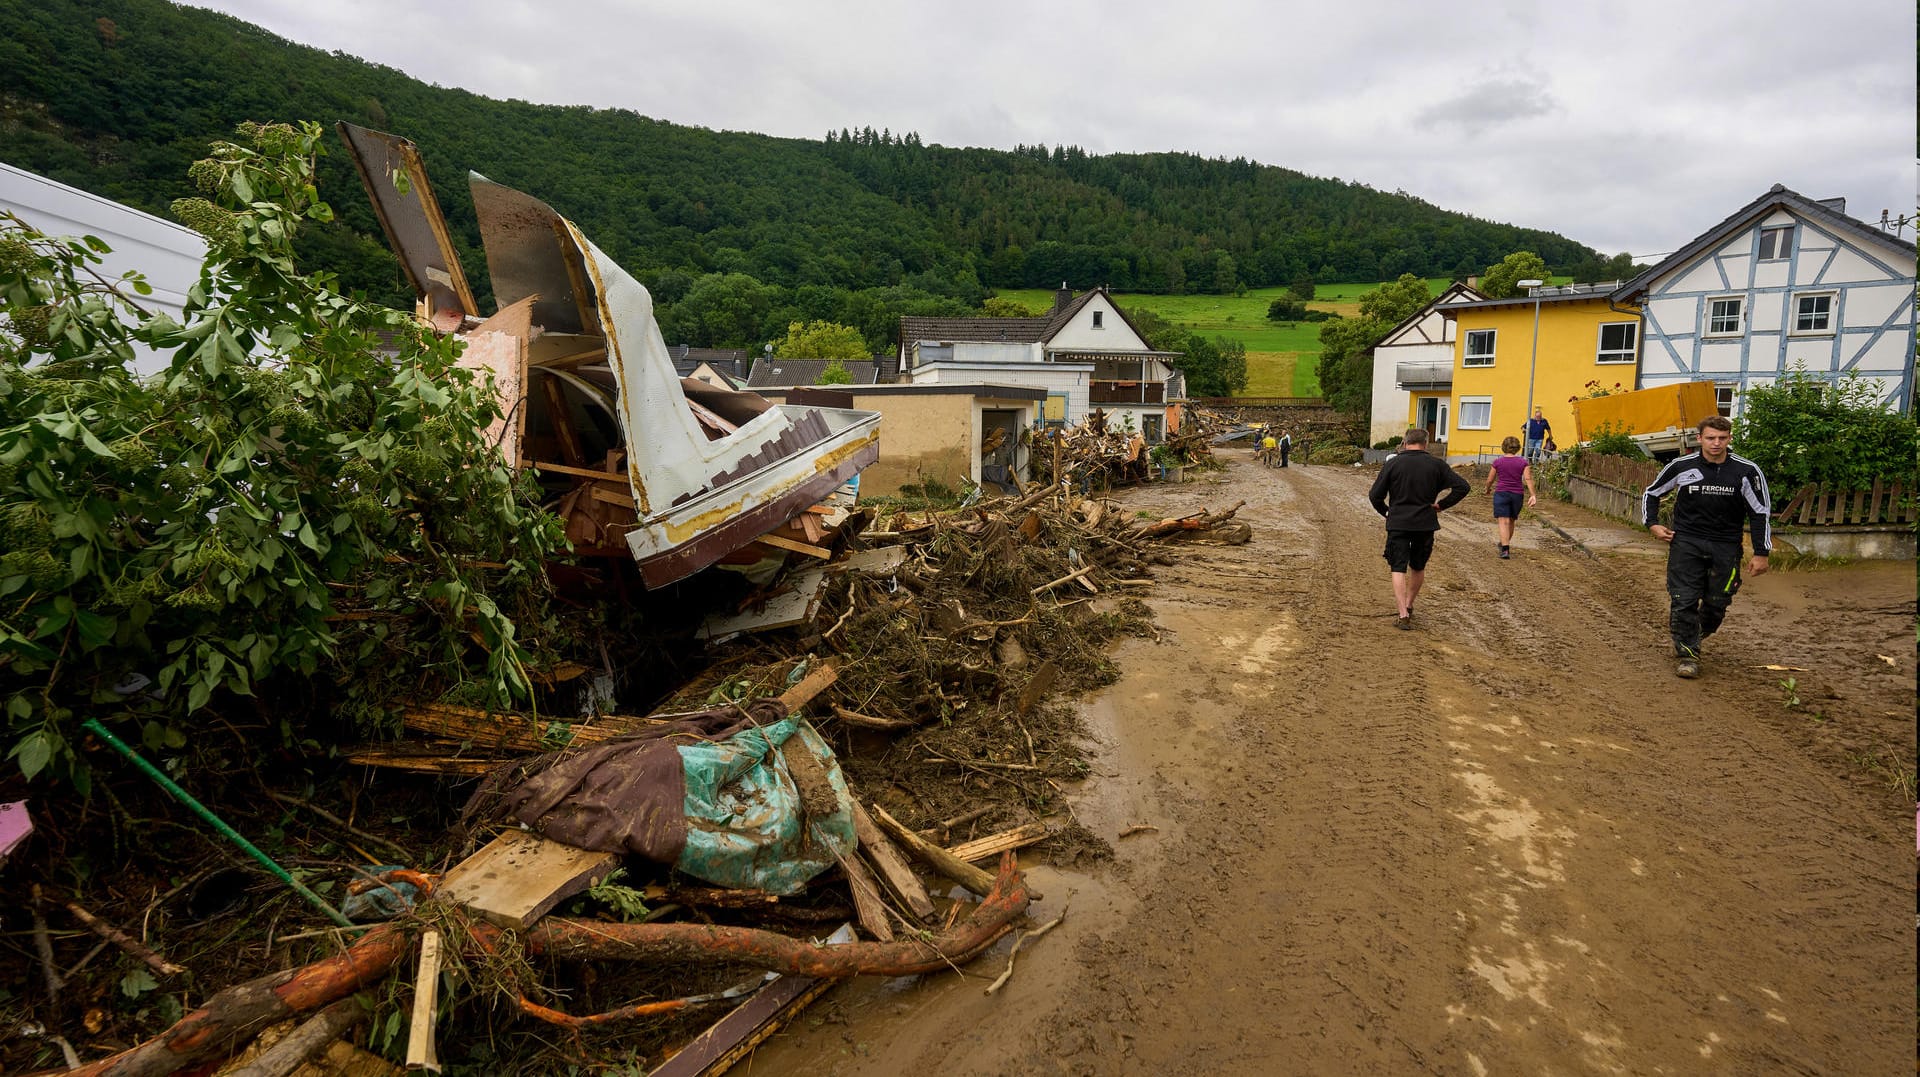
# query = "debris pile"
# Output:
<box><xmin>8</xmin><ymin>482</ymin><xmax>1252</xmax><ymax>1076</ymax></box>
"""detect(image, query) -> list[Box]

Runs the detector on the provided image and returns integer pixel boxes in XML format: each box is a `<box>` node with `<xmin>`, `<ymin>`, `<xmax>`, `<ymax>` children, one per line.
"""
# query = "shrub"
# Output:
<box><xmin>1308</xmin><ymin>444</ymin><xmax>1364</xmax><ymax>465</ymax></box>
<box><xmin>1733</xmin><ymin>364</ymin><xmax>1918</xmax><ymax>496</ymax></box>
<box><xmin>1372</xmin><ymin>435</ymin><xmax>1403</xmax><ymax>450</ymax></box>
<box><xmin>1584</xmin><ymin>421</ymin><xmax>1647</xmax><ymax>459</ymax></box>
<box><xmin>0</xmin><ymin>123</ymin><xmax>566</xmax><ymax>787</ymax></box>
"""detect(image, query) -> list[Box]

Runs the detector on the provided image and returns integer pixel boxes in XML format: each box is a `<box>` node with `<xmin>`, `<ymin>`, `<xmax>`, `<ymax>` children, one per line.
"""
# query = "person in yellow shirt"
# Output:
<box><xmin>1259</xmin><ymin>431</ymin><xmax>1278</xmax><ymax>467</ymax></box>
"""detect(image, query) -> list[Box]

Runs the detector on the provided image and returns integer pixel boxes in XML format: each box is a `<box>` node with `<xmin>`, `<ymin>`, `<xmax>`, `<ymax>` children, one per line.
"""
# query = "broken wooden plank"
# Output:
<box><xmin>834</xmin><ymin>850</ymin><xmax>892</xmax><ymax>942</ymax></box>
<box><xmin>437</xmin><ymin>830</ymin><xmax>620</xmax><ymax>931</ymax></box>
<box><xmin>947</xmin><ymin>823</ymin><xmax>1048</xmax><ymax>864</ymax></box>
<box><xmin>591</xmin><ymin>485</ymin><xmax>639</xmax><ymax>511</ymax></box>
<box><xmin>868</xmin><ymin>804</ymin><xmax>997</xmax><ymax>897</ymax></box>
<box><xmin>775</xmin><ymin>664</ymin><xmax>838</xmax><ymax>714</ymax></box>
<box><xmin>848</xmin><ymin>802</ymin><xmax>935</xmax><ymax>920</ymax></box>
<box><xmin>1015</xmin><ymin>660</ymin><xmax>1059</xmax><ymax>716</ymax></box>
<box><xmin>646</xmin><ymin>925</ymin><xmax>855</xmax><ymax>1077</ymax></box>
<box><xmin>404</xmin><ymin>930</ymin><xmax>442</xmax><ymax>1073</ymax></box>
<box><xmin>524</xmin><ymin>459</ymin><xmax>625</xmax><ymax>482</ymax></box>
<box><xmin>754</xmin><ymin>533</ymin><xmax>833</xmax><ymax>560</ymax></box>
<box><xmin>340</xmin><ymin>749</ymin><xmax>500</xmax><ymax>776</ymax></box>
<box><xmin>1030</xmin><ymin>564</ymin><xmax>1094</xmax><ymax>595</ymax></box>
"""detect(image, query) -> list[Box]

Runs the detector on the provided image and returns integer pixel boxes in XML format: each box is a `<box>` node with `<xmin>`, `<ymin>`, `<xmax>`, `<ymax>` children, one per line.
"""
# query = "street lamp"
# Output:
<box><xmin>1517</xmin><ymin>278</ymin><xmax>1545</xmax><ymax>456</ymax></box>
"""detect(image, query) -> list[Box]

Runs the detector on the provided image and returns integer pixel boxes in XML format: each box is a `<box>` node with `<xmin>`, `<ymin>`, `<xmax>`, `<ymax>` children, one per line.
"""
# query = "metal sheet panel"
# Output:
<box><xmin>334</xmin><ymin>124</ymin><xmax>476</xmax><ymax>321</ymax></box>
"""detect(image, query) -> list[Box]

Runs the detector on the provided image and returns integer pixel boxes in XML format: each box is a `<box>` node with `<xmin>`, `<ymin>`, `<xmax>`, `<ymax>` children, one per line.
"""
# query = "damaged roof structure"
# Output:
<box><xmin>336</xmin><ymin>123</ymin><xmax>880</xmax><ymax>587</ymax></box>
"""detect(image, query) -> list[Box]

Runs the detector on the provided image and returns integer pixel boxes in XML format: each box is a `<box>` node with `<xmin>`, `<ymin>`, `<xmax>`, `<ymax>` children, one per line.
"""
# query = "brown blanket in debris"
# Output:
<box><xmin>460</xmin><ymin>699</ymin><xmax>788</xmax><ymax>865</ymax></box>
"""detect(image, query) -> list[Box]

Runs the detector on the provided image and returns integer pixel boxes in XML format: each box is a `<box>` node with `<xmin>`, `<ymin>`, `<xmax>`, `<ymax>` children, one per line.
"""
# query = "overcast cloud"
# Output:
<box><xmin>190</xmin><ymin>0</ymin><xmax>1916</xmax><ymax>261</ymax></box>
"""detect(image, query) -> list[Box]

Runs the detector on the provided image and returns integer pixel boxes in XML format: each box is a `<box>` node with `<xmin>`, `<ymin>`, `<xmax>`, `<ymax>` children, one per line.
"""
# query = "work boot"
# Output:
<box><xmin>1676</xmin><ymin>657</ymin><xmax>1699</xmax><ymax>679</ymax></box>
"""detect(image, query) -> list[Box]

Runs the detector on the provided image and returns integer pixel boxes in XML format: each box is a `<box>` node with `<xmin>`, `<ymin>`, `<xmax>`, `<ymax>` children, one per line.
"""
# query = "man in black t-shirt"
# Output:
<box><xmin>1642</xmin><ymin>415</ymin><xmax>1772</xmax><ymax>678</ymax></box>
<box><xmin>1368</xmin><ymin>428</ymin><xmax>1471</xmax><ymax>630</ymax></box>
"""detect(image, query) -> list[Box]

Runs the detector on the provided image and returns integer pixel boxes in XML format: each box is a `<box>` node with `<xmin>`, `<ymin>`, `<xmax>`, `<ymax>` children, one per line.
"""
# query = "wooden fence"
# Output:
<box><xmin>1193</xmin><ymin>396</ymin><xmax>1326</xmax><ymax>408</ymax></box>
<box><xmin>1774</xmin><ymin>480</ymin><xmax>1917</xmax><ymax>527</ymax></box>
<box><xmin>1573</xmin><ymin>453</ymin><xmax>1661</xmax><ymax>492</ymax></box>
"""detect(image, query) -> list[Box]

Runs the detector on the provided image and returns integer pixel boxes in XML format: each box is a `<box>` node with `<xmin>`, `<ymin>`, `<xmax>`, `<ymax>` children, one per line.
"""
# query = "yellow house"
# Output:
<box><xmin>1430</xmin><ymin>285</ymin><xmax>1642</xmax><ymax>457</ymax></box>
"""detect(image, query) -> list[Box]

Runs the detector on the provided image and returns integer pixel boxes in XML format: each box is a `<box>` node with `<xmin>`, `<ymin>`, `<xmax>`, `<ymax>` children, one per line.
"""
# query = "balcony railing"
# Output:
<box><xmin>1396</xmin><ymin>362</ymin><xmax>1452</xmax><ymax>390</ymax></box>
<box><xmin>1091</xmin><ymin>381</ymin><xmax>1165</xmax><ymax>404</ymax></box>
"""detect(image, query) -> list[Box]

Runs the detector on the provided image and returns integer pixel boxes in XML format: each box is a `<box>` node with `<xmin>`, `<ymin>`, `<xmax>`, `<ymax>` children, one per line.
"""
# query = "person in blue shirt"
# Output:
<box><xmin>1523</xmin><ymin>408</ymin><xmax>1552</xmax><ymax>461</ymax></box>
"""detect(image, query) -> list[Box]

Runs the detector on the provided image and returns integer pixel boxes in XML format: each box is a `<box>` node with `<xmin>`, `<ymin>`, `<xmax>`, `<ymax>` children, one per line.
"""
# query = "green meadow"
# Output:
<box><xmin>996</xmin><ymin>280</ymin><xmax>1454</xmax><ymax>397</ymax></box>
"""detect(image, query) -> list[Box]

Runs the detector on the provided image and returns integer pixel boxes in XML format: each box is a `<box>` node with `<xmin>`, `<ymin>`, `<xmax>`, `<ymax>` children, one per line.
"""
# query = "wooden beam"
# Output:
<box><xmin>404</xmin><ymin>930</ymin><xmax>443</xmax><ymax>1073</ymax></box>
<box><xmin>591</xmin><ymin>485</ymin><xmax>638</xmax><ymax>511</ymax></box>
<box><xmin>947</xmin><ymin>823</ymin><xmax>1048</xmax><ymax>864</ymax></box>
<box><xmin>775</xmin><ymin>664</ymin><xmax>838</xmax><ymax>714</ymax></box>
<box><xmin>437</xmin><ymin>830</ymin><xmax>620</xmax><ymax>931</ymax></box>
<box><xmin>646</xmin><ymin>926</ymin><xmax>854</xmax><ymax>1077</ymax></box>
<box><xmin>849</xmin><ymin>802</ymin><xmax>935</xmax><ymax>920</ymax></box>
<box><xmin>835</xmin><ymin>850</ymin><xmax>892</xmax><ymax>942</ymax></box>
<box><xmin>868</xmin><ymin>804</ymin><xmax>997</xmax><ymax>897</ymax></box>
<box><xmin>525</xmin><ymin>459</ymin><xmax>626</xmax><ymax>482</ymax></box>
<box><xmin>754</xmin><ymin>534</ymin><xmax>833</xmax><ymax>560</ymax></box>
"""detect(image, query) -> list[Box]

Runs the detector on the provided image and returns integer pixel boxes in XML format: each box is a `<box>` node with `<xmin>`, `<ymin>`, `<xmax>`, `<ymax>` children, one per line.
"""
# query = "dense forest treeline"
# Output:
<box><xmin>1</xmin><ymin>0</ymin><xmax>1604</xmax><ymax>352</ymax></box>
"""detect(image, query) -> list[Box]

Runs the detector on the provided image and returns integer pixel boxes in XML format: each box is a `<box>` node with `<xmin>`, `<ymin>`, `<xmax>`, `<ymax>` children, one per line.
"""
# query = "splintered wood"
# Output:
<box><xmin>437</xmin><ymin>830</ymin><xmax>620</xmax><ymax>930</ymax></box>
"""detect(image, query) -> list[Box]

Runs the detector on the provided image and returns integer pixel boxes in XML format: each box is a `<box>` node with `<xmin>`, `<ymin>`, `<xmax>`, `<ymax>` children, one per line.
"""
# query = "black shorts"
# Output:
<box><xmin>1383</xmin><ymin>530</ymin><xmax>1435</xmax><ymax>572</ymax></box>
<box><xmin>1492</xmin><ymin>491</ymin><xmax>1523</xmax><ymax>519</ymax></box>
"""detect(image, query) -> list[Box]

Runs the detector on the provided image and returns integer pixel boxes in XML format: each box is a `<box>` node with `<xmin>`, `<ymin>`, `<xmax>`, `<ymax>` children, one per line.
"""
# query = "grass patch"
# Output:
<box><xmin>993</xmin><ymin>281</ymin><xmax>1453</xmax><ymax>398</ymax></box>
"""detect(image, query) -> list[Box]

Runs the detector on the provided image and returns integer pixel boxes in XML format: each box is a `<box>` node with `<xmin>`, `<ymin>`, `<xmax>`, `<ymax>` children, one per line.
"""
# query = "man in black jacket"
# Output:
<box><xmin>1368</xmin><ymin>428</ymin><xmax>1472</xmax><ymax>630</ymax></box>
<box><xmin>1642</xmin><ymin>415</ymin><xmax>1771</xmax><ymax>678</ymax></box>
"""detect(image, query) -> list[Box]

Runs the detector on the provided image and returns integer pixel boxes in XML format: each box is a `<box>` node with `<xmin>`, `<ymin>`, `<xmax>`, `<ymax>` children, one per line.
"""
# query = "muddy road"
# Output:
<box><xmin>754</xmin><ymin>454</ymin><xmax>1915</xmax><ymax>1075</ymax></box>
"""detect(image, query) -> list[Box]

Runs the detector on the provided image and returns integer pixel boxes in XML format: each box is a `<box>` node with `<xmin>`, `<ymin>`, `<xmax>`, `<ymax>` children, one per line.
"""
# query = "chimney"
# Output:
<box><xmin>1815</xmin><ymin>196</ymin><xmax>1846</xmax><ymax>215</ymax></box>
<box><xmin>1054</xmin><ymin>282</ymin><xmax>1072</xmax><ymax>311</ymax></box>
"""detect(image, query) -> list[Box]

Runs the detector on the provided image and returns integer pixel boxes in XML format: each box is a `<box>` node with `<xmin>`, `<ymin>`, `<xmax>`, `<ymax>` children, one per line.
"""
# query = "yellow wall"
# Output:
<box><xmin>844</xmin><ymin>392</ymin><xmax>1038</xmax><ymax>495</ymax></box>
<box><xmin>1449</xmin><ymin>296</ymin><xmax>1640</xmax><ymax>453</ymax></box>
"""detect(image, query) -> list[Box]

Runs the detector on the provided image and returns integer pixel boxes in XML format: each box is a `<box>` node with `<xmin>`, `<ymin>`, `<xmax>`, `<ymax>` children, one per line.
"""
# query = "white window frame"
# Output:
<box><xmin>1714</xmin><ymin>383</ymin><xmax>1736</xmax><ymax>416</ymax></box>
<box><xmin>1790</xmin><ymin>291</ymin><xmax>1835</xmax><ymax>335</ymax></box>
<box><xmin>1758</xmin><ymin>225</ymin><xmax>1793</xmax><ymax>261</ymax></box>
<box><xmin>1705</xmin><ymin>296</ymin><xmax>1744</xmax><ymax>337</ymax></box>
<box><xmin>1458</xmin><ymin>396</ymin><xmax>1493</xmax><ymax>430</ymax></box>
<box><xmin>1463</xmin><ymin>329</ymin><xmax>1496</xmax><ymax>367</ymax></box>
<box><xmin>1091</xmin><ymin>310</ymin><xmax>1104</xmax><ymax>329</ymax></box>
<box><xmin>1594</xmin><ymin>321</ymin><xmax>1638</xmax><ymax>364</ymax></box>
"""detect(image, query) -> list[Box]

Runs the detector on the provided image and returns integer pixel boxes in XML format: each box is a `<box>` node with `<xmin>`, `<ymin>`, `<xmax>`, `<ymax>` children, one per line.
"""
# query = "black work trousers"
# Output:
<box><xmin>1666</xmin><ymin>534</ymin><xmax>1743</xmax><ymax>657</ymax></box>
<box><xmin>1279</xmin><ymin>443</ymin><xmax>1290</xmax><ymax>467</ymax></box>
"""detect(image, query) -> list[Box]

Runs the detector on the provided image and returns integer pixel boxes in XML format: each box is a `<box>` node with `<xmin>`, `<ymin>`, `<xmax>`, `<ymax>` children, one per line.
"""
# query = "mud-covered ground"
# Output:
<box><xmin>751</xmin><ymin>451</ymin><xmax>1916</xmax><ymax>1075</ymax></box>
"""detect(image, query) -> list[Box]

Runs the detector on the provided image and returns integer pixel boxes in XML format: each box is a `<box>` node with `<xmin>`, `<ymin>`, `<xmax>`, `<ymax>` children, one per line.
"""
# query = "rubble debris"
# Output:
<box><xmin>645</xmin><ymin>926</ymin><xmax>856</xmax><ymax>1077</ymax></box>
<box><xmin>337</xmin><ymin>124</ymin><xmax>881</xmax><ymax>589</ymax></box>
<box><xmin>403</xmin><ymin>930</ymin><xmax>443</xmax><ymax>1073</ymax></box>
<box><xmin>63</xmin><ymin>899</ymin><xmax>186</xmax><ymax>977</ymax></box>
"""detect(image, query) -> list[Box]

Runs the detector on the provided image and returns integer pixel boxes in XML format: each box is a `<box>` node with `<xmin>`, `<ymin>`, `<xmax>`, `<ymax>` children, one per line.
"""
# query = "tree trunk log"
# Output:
<box><xmin>62</xmin><ymin>855</ymin><xmax>1030</xmax><ymax>1077</ymax></box>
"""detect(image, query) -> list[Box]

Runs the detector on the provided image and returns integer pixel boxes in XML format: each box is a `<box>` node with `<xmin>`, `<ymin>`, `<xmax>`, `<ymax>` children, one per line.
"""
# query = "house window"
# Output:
<box><xmin>1463</xmin><ymin>329</ymin><xmax>1496</xmax><ymax>367</ymax></box>
<box><xmin>1758</xmin><ymin>225</ymin><xmax>1793</xmax><ymax>261</ymax></box>
<box><xmin>1714</xmin><ymin>383</ymin><xmax>1736</xmax><ymax>416</ymax></box>
<box><xmin>1458</xmin><ymin>397</ymin><xmax>1493</xmax><ymax>430</ymax></box>
<box><xmin>1091</xmin><ymin>311</ymin><xmax>1104</xmax><ymax>329</ymax></box>
<box><xmin>1791</xmin><ymin>292</ymin><xmax>1834</xmax><ymax>334</ymax></box>
<box><xmin>1595</xmin><ymin>322</ymin><xmax>1637</xmax><ymax>364</ymax></box>
<box><xmin>1705</xmin><ymin>297</ymin><xmax>1744</xmax><ymax>336</ymax></box>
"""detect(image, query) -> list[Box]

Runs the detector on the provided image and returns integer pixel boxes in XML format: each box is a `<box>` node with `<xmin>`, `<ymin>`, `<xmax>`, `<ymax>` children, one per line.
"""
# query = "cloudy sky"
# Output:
<box><xmin>193</xmin><ymin>0</ymin><xmax>1915</xmax><ymax>261</ymax></box>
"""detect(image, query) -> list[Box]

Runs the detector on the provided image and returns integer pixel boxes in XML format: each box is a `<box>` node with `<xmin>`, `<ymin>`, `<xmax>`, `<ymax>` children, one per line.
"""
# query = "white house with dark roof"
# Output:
<box><xmin>898</xmin><ymin>285</ymin><xmax>1181</xmax><ymax>438</ymax></box>
<box><xmin>1367</xmin><ymin>281</ymin><xmax>1485</xmax><ymax>445</ymax></box>
<box><xmin>1612</xmin><ymin>184</ymin><xmax>1916</xmax><ymax>414</ymax></box>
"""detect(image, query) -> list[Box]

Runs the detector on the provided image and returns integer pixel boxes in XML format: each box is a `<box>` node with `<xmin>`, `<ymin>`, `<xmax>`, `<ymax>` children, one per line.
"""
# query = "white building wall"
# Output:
<box><xmin>952</xmin><ymin>341</ymin><xmax>1040</xmax><ymax>364</ymax></box>
<box><xmin>910</xmin><ymin>361</ymin><xmax>1091</xmax><ymax>422</ymax></box>
<box><xmin>2</xmin><ymin>162</ymin><xmax>207</xmax><ymax>375</ymax></box>
<box><xmin>1048</xmin><ymin>295</ymin><xmax>1148</xmax><ymax>351</ymax></box>
<box><xmin>1369</xmin><ymin>338</ymin><xmax>1453</xmax><ymax>444</ymax></box>
<box><xmin>1634</xmin><ymin>202</ymin><xmax>1916</xmax><ymax>413</ymax></box>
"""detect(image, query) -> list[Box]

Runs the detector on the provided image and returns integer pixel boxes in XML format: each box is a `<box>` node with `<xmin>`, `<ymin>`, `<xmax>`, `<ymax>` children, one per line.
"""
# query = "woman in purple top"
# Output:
<box><xmin>1484</xmin><ymin>436</ymin><xmax>1538</xmax><ymax>559</ymax></box>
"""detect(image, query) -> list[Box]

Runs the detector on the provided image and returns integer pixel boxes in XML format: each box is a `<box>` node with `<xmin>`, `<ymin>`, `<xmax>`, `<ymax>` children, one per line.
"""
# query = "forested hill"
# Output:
<box><xmin>1</xmin><ymin>0</ymin><xmax>1597</xmax><ymax>322</ymax></box>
